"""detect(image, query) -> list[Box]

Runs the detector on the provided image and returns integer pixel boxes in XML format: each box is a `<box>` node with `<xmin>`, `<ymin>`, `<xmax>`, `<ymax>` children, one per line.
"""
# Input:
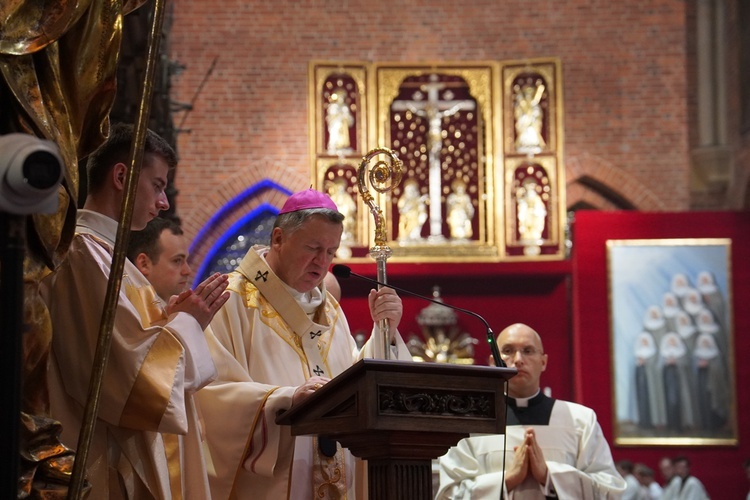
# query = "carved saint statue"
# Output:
<box><xmin>517</xmin><ymin>179</ymin><xmax>547</xmax><ymax>244</ymax></box>
<box><xmin>325</xmin><ymin>88</ymin><xmax>354</xmax><ymax>153</ymax></box>
<box><xmin>514</xmin><ymin>82</ymin><xmax>546</xmax><ymax>154</ymax></box>
<box><xmin>446</xmin><ymin>179</ymin><xmax>474</xmax><ymax>241</ymax></box>
<box><xmin>328</xmin><ymin>178</ymin><xmax>357</xmax><ymax>244</ymax></box>
<box><xmin>397</xmin><ymin>179</ymin><xmax>428</xmax><ymax>243</ymax></box>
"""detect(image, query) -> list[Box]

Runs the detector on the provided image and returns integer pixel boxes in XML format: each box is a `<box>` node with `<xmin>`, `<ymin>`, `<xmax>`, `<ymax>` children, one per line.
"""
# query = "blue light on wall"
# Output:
<box><xmin>192</xmin><ymin>180</ymin><xmax>291</xmax><ymax>285</ymax></box>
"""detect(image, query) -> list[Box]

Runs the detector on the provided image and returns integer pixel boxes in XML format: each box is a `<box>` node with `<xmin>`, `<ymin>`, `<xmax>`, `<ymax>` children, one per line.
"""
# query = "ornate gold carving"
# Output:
<box><xmin>357</xmin><ymin>147</ymin><xmax>403</xmax><ymax>248</ymax></box>
<box><xmin>406</xmin><ymin>286</ymin><xmax>477</xmax><ymax>364</ymax></box>
<box><xmin>308</xmin><ymin>59</ymin><xmax>565</xmax><ymax>262</ymax></box>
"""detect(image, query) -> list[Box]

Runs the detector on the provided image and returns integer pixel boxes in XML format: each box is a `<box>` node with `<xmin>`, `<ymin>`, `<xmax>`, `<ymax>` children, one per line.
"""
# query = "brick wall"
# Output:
<box><xmin>162</xmin><ymin>4</ymin><xmax>750</xmax><ymax>496</ymax></box>
<box><xmin>726</xmin><ymin>0</ymin><xmax>750</xmax><ymax>208</ymax></box>
<box><xmin>168</xmin><ymin>0</ymin><xmax>692</xmax><ymax>258</ymax></box>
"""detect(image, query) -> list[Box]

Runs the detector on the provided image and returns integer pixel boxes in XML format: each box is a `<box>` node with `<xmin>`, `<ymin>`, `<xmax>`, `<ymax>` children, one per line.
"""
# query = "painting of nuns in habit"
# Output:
<box><xmin>608</xmin><ymin>240</ymin><xmax>736</xmax><ymax>444</ymax></box>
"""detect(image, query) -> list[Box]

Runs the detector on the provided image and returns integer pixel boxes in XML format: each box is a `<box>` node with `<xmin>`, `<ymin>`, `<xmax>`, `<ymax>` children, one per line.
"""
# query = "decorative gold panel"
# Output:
<box><xmin>309</xmin><ymin>59</ymin><xmax>565</xmax><ymax>262</ymax></box>
<box><xmin>501</xmin><ymin>58</ymin><xmax>566</xmax><ymax>260</ymax></box>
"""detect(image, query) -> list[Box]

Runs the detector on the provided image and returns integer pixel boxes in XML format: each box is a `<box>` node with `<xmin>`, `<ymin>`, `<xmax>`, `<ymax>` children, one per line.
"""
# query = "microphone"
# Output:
<box><xmin>331</xmin><ymin>264</ymin><xmax>506</xmax><ymax>368</ymax></box>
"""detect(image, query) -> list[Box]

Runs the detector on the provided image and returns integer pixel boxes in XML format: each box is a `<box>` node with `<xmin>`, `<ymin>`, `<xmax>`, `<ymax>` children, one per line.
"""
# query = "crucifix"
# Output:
<box><xmin>392</xmin><ymin>74</ymin><xmax>476</xmax><ymax>241</ymax></box>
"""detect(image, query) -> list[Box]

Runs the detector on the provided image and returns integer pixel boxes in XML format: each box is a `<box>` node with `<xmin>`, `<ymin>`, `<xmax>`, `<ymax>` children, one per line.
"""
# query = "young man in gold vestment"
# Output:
<box><xmin>42</xmin><ymin>124</ymin><xmax>229</xmax><ymax>498</ymax></box>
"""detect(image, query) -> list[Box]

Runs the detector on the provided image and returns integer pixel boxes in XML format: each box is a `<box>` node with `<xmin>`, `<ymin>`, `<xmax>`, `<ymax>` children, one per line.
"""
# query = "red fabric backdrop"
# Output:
<box><xmin>572</xmin><ymin>211</ymin><xmax>750</xmax><ymax>498</ymax></box>
<box><xmin>339</xmin><ymin>260</ymin><xmax>573</xmax><ymax>400</ymax></box>
<box><xmin>336</xmin><ymin>210</ymin><xmax>750</xmax><ymax>497</ymax></box>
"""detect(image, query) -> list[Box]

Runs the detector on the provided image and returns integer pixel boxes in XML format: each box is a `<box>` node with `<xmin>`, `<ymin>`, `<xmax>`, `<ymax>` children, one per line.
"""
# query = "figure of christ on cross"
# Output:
<box><xmin>392</xmin><ymin>74</ymin><xmax>476</xmax><ymax>242</ymax></box>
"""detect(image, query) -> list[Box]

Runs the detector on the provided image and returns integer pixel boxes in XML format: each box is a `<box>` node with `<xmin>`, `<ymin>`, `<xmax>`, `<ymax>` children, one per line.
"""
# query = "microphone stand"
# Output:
<box><xmin>332</xmin><ymin>264</ymin><xmax>506</xmax><ymax>368</ymax></box>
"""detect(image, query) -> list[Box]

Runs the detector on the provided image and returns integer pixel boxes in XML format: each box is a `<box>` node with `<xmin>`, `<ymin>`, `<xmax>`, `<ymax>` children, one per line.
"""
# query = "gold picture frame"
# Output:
<box><xmin>607</xmin><ymin>238</ymin><xmax>737</xmax><ymax>446</ymax></box>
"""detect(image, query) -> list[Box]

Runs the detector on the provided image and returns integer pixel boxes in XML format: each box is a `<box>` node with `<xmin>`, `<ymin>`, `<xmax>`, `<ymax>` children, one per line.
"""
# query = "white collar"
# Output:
<box><xmin>76</xmin><ymin>209</ymin><xmax>119</xmax><ymax>247</ymax></box>
<box><xmin>513</xmin><ymin>389</ymin><xmax>541</xmax><ymax>408</ymax></box>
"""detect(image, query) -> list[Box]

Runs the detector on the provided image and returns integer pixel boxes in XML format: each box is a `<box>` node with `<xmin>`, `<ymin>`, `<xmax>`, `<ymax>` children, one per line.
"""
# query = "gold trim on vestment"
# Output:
<box><xmin>235</xmin><ymin>247</ymin><xmax>348</xmax><ymax>497</ymax></box>
<box><xmin>119</xmin><ymin>328</ymin><xmax>182</xmax><ymax>430</ymax></box>
<box><xmin>237</xmin><ymin>386</ymin><xmax>281</xmax><ymax>499</ymax></box>
<box><xmin>163</xmin><ymin>433</ymin><xmax>182</xmax><ymax>500</ymax></box>
<box><xmin>125</xmin><ymin>279</ymin><xmax>168</xmax><ymax>327</ymax></box>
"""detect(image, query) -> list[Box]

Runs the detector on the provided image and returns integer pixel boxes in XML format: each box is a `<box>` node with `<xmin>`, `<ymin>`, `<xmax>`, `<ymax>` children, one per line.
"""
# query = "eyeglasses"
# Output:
<box><xmin>499</xmin><ymin>346</ymin><xmax>541</xmax><ymax>359</ymax></box>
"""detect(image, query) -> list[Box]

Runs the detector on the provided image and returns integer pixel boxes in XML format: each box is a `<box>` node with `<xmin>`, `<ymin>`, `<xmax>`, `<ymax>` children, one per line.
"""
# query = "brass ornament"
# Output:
<box><xmin>356</xmin><ymin>148</ymin><xmax>403</xmax><ymax>358</ymax></box>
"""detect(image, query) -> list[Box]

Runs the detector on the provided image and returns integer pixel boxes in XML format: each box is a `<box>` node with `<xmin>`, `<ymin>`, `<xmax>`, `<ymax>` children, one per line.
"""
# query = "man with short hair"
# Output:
<box><xmin>437</xmin><ymin>323</ymin><xmax>626</xmax><ymax>499</ymax></box>
<box><xmin>617</xmin><ymin>459</ymin><xmax>645</xmax><ymax>500</ymax></box>
<box><xmin>42</xmin><ymin>123</ymin><xmax>229</xmax><ymax>498</ymax></box>
<box><xmin>196</xmin><ymin>188</ymin><xmax>412</xmax><ymax>498</ymax></box>
<box><xmin>662</xmin><ymin>456</ymin><xmax>709</xmax><ymax>500</ymax></box>
<box><xmin>634</xmin><ymin>463</ymin><xmax>663</xmax><ymax>500</ymax></box>
<box><xmin>128</xmin><ymin>216</ymin><xmax>192</xmax><ymax>302</ymax></box>
<box><xmin>660</xmin><ymin>456</ymin><xmax>681</xmax><ymax>498</ymax></box>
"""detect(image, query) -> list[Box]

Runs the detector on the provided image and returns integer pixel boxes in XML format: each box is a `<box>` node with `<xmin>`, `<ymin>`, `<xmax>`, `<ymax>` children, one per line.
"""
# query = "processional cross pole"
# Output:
<box><xmin>68</xmin><ymin>0</ymin><xmax>168</xmax><ymax>497</ymax></box>
<box><xmin>356</xmin><ymin>148</ymin><xmax>403</xmax><ymax>359</ymax></box>
<box><xmin>391</xmin><ymin>75</ymin><xmax>475</xmax><ymax>241</ymax></box>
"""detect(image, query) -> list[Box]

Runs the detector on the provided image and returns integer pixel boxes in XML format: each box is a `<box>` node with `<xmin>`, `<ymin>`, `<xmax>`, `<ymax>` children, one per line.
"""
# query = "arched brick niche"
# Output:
<box><xmin>188</xmin><ymin>180</ymin><xmax>288</xmax><ymax>285</ymax></box>
<box><xmin>184</xmin><ymin>165</ymin><xmax>308</xmax><ymax>283</ymax></box>
<box><xmin>565</xmin><ymin>153</ymin><xmax>668</xmax><ymax>211</ymax></box>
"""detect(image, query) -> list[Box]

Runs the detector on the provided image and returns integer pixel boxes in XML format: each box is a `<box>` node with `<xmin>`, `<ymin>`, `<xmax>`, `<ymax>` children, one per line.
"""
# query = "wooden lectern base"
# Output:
<box><xmin>277</xmin><ymin>359</ymin><xmax>515</xmax><ymax>499</ymax></box>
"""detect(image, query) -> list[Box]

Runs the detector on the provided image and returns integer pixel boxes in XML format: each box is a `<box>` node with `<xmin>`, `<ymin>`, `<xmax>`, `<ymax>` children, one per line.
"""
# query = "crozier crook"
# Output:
<box><xmin>356</xmin><ymin>148</ymin><xmax>403</xmax><ymax>359</ymax></box>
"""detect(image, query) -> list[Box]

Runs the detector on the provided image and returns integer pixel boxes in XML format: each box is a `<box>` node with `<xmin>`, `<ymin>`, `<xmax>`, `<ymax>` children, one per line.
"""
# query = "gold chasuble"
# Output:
<box><xmin>43</xmin><ymin>210</ymin><xmax>215</xmax><ymax>499</ymax></box>
<box><xmin>197</xmin><ymin>245</ymin><xmax>411</xmax><ymax>499</ymax></box>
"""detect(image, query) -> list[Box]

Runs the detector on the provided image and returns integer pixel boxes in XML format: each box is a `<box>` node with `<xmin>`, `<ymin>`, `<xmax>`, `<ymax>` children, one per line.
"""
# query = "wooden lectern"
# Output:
<box><xmin>276</xmin><ymin>359</ymin><xmax>516</xmax><ymax>499</ymax></box>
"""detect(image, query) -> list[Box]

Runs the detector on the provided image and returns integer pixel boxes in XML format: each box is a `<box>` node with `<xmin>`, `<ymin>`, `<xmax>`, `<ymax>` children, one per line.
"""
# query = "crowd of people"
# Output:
<box><xmin>37</xmin><ymin>123</ymin><xmax>748</xmax><ymax>499</ymax></box>
<box><xmin>617</xmin><ymin>456</ymin><xmax>714</xmax><ymax>500</ymax></box>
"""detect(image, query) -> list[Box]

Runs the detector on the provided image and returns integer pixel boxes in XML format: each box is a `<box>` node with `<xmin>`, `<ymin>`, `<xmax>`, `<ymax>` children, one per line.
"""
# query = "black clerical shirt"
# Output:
<box><xmin>507</xmin><ymin>391</ymin><xmax>557</xmax><ymax>427</ymax></box>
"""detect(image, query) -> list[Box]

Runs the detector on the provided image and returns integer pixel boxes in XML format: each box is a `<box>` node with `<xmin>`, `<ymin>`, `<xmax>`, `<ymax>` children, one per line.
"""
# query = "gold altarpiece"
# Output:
<box><xmin>309</xmin><ymin>58</ymin><xmax>565</xmax><ymax>262</ymax></box>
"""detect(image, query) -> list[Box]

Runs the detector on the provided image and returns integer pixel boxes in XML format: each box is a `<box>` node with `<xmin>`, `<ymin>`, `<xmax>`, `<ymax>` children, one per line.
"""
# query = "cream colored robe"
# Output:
<box><xmin>43</xmin><ymin>210</ymin><xmax>216</xmax><ymax>499</ymax></box>
<box><xmin>197</xmin><ymin>245</ymin><xmax>411</xmax><ymax>499</ymax></box>
<box><xmin>436</xmin><ymin>399</ymin><xmax>627</xmax><ymax>499</ymax></box>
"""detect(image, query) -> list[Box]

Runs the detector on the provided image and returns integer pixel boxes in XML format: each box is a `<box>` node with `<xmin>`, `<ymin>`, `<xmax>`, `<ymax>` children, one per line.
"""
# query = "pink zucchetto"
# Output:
<box><xmin>278</xmin><ymin>188</ymin><xmax>339</xmax><ymax>214</ymax></box>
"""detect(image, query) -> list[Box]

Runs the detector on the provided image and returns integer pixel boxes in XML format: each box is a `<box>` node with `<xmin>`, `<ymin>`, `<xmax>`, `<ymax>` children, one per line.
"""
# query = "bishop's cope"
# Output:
<box><xmin>196</xmin><ymin>188</ymin><xmax>413</xmax><ymax>499</ymax></box>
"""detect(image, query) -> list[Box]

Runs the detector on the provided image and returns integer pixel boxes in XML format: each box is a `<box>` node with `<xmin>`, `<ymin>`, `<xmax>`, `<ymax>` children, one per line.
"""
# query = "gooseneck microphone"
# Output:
<box><xmin>331</xmin><ymin>264</ymin><xmax>506</xmax><ymax>368</ymax></box>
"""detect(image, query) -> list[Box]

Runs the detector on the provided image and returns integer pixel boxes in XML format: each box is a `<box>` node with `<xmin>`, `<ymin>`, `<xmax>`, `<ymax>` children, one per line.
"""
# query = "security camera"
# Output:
<box><xmin>0</xmin><ymin>133</ymin><xmax>64</xmax><ymax>215</ymax></box>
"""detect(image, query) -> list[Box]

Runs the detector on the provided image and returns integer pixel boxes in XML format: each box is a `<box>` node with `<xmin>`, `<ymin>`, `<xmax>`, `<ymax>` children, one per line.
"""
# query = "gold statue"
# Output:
<box><xmin>446</xmin><ymin>179</ymin><xmax>474</xmax><ymax>241</ymax></box>
<box><xmin>327</xmin><ymin>177</ymin><xmax>357</xmax><ymax>258</ymax></box>
<box><xmin>396</xmin><ymin>178</ymin><xmax>428</xmax><ymax>243</ymax></box>
<box><xmin>325</xmin><ymin>87</ymin><xmax>354</xmax><ymax>154</ymax></box>
<box><xmin>516</xmin><ymin>178</ymin><xmax>547</xmax><ymax>256</ymax></box>
<box><xmin>514</xmin><ymin>82</ymin><xmax>546</xmax><ymax>154</ymax></box>
<box><xmin>406</xmin><ymin>286</ymin><xmax>477</xmax><ymax>364</ymax></box>
<box><xmin>1</xmin><ymin>0</ymin><xmax>148</xmax><ymax>495</ymax></box>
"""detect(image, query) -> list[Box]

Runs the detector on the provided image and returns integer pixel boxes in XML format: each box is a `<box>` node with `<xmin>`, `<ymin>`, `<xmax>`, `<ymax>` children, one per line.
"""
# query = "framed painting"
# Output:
<box><xmin>607</xmin><ymin>238</ymin><xmax>737</xmax><ymax>446</ymax></box>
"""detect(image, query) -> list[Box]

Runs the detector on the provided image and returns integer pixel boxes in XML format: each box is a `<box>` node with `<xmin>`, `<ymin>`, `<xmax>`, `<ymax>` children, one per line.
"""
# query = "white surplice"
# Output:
<box><xmin>436</xmin><ymin>397</ymin><xmax>627</xmax><ymax>499</ymax></box>
<box><xmin>196</xmin><ymin>245</ymin><xmax>411</xmax><ymax>499</ymax></box>
<box><xmin>661</xmin><ymin>475</ymin><xmax>709</xmax><ymax>500</ymax></box>
<box><xmin>43</xmin><ymin>209</ymin><xmax>216</xmax><ymax>499</ymax></box>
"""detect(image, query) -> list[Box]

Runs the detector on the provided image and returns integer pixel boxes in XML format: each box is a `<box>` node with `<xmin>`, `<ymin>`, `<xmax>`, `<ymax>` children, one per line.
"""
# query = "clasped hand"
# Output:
<box><xmin>505</xmin><ymin>428</ymin><xmax>548</xmax><ymax>491</ymax></box>
<box><xmin>166</xmin><ymin>272</ymin><xmax>230</xmax><ymax>330</ymax></box>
